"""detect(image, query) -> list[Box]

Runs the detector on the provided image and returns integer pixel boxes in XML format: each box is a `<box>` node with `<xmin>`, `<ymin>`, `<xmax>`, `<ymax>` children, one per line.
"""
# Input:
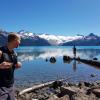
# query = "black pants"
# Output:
<box><xmin>0</xmin><ymin>86</ymin><xmax>15</xmax><ymax>100</ymax></box>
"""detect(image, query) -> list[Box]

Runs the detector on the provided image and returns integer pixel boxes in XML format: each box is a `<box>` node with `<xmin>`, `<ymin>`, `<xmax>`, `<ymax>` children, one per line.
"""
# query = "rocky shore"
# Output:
<box><xmin>15</xmin><ymin>80</ymin><xmax>100</xmax><ymax>100</ymax></box>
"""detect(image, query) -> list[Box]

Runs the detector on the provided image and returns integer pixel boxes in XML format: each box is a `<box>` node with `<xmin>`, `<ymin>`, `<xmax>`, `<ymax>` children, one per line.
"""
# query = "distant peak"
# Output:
<box><xmin>88</xmin><ymin>33</ymin><xmax>97</xmax><ymax>37</ymax></box>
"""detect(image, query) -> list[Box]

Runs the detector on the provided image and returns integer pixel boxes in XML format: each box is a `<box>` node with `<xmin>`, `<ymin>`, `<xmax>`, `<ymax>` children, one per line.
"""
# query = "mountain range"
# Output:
<box><xmin>0</xmin><ymin>29</ymin><xmax>100</xmax><ymax>46</ymax></box>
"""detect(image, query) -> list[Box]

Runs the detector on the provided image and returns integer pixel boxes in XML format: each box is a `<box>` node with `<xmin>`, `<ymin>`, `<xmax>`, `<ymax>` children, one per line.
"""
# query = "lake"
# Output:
<box><xmin>14</xmin><ymin>46</ymin><xmax>100</xmax><ymax>87</ymax></box>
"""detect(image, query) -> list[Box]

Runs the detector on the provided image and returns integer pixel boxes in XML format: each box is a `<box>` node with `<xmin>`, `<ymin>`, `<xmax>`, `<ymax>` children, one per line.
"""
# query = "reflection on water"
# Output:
<box><xmin>73</xmin><ymin>60</ymin><xmax>77</xmax><ymax>72</ymax></box>
<box><xmin>16</xmin><ymin>46</ymin><xmax>100</xmax><ymax>62</ymax></box>
<box><xmin>15</xmin><ymin>46</ymin><xmax>100</xmax><ymax>87</ymax></box>
<box><xmin>77</xmin><ymin>49</ymin><xmax>100</xmax><ymax>60</ymax></box>
<box><xmin>16</xmin><ymin>47</ymin><xmax>73</xmax><ymax>62</ymax></box>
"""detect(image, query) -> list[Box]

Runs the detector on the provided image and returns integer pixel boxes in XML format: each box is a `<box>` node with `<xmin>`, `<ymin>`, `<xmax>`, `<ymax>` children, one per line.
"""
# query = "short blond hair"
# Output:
<box><xmin>8</xmin><ymin>33</ymin><xmax>20</xmax><ymax>43</ymax></box>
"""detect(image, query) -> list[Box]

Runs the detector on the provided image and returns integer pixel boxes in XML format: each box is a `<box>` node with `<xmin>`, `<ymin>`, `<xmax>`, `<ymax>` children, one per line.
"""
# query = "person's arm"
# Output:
<box><xmin>0</xmin><ymin>50</ymin><xmax>13</xmax><ymax>69</ymax></box>
<box><xmin>0</xmin><ymin>61</ymin><xmax>13</xmax><ymax>69</ymax></box>
<box><xmin>14</xmin><ymin>52</ymin><xmax>22</xmax><ymax>69</ymax></box>
<box><xmin>15</xmin><ymin>62</ymin><xmax>22</xmax><ymax>69</ymax></box>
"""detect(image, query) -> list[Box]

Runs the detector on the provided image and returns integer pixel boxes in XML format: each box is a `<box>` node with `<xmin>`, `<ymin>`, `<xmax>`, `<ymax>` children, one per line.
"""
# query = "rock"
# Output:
<box><xmin>93</xmin><ymin>57</ymin><xmax>98</xmax><ymax>60</ymax></box>
<box><xmin>95</xmin><ymin>81</ymin><xmax>100</xmax><ymax>85</ymax></box>
<box><xmin>18</xmin><ymin>94</ymin><xmax>26</xmax><ymax>100</ymax></box>
<box><xmin>25</xmin><ymin>93</ymin><xmax>32</xmax><ymax>100</ymax></box>
<box><xmin>92</xmin><ymin>82</ymin><xmax>98</xmax><ymax>87</ymax></box>
<box><xmin>15</xmin><ymin>81</ymin><xmax>100</xmax><ymax>100</ymax></box>
<box><xmin>90</xmin><ymin>74</ymin><xmax>96</xmax><ymax>77</ymax></box>
<box><xmin>46</xmin><ymin>58</ymin><xmax>48</xmax><ymax>62</ymax></box>
<box><xmin>57</xmin><ymin>95</ymin><xmax>70</xmax><ymax>100</ymax></box>
<box><xmin>37</xmin><ymin>94</ymin><xmax>45</xmax><ymax>100</ymax></box>
<box><xmin>60</xmin><ymin>86</ymin><xmax>77</xmax><ymax>96</ymax></box>
<box><xmin>63</xmin><ymin>55</ymin><xmax>70</xmax><ymax>61</ymax></box>
<box><xmin>50</xmin><ymin>57</ymin><xmax>56</xmax><ymax>63</ymax></box>
<box><xmin>78</xmin><ymin>82</ymin><xmax>85</xmax><ymax>88</ymax></box>
<box><xmin>84</xmin><ymin>82</ymin><xmax>92</xmax><ymax>87</ymax></box>
<box><xmin>71</xmin><ymin>93</ymin><xmax>97</xmax><ymax>100</ymax></box>
<box><xmin>92</xmin><ymin>88</ymin><xmax>100</xmax><ymax>97</ymax></box>
<box><xmin>63</xmin><ymin>55</ymin><xmax>72</xmax><ymax>63</ymax></box>
<box><xmin>15</xmin><ymin>89</ymin><xmax>20</xmax><ymax>98</ymax></box>
<box><xmin>48</xmin><ymin>95</ymin><xmax>58</xmax><ymax>100</ymax></box>
<box><xmin>68</xmin><ymin>83</ymin><xmax>74</xmax><ymax>86</ymax></box>
<box><xmin>50</xmin><ymin>81</ymin><xmax>63</xmax><ymax>89</ymax></box>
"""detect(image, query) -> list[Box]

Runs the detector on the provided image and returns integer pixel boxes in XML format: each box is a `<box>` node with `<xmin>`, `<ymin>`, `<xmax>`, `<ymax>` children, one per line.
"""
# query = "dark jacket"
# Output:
<box><xmin>0</xmin><ymin>46</ymin><xmax>17</xmax><ymax>87</ymax></box>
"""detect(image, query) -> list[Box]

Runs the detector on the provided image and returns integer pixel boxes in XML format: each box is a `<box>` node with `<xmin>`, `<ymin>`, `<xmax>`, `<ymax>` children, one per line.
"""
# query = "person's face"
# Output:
<box><xmin>12</xmin><ymin>39</ymin><xmax>21</xmax><ymax>48</ymax></box>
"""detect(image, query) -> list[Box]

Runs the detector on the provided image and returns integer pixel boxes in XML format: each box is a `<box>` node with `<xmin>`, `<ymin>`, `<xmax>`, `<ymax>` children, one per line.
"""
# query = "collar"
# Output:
<box><xmin>4</xmin><ymin>46</ymin><xmax>14</xmax><ymax>54</ymax></box>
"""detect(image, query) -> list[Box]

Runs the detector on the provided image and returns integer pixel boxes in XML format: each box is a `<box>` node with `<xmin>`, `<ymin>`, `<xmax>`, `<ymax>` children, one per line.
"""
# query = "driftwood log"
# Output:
<box><xmin>19</xmin><ymin>75</ymin><xmax>78</xmax><ymax>95</ymax></box>
<box><xmin>19</xmin><ymin>81</ymin><xmax>55</xmax><ymax>95</ymax></box>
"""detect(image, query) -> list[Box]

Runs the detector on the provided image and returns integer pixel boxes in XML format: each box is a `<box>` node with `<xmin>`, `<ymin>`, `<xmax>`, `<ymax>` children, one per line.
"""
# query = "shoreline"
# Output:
<box><xmin>15</xmin><ymin>80</ymin><xmax>100</xmax><ymax>100</ymax></box>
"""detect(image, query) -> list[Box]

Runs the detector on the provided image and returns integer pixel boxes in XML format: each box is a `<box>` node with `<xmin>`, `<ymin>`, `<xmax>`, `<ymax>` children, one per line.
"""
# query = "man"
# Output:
<box><xmin>73</xmin><ymin>45</ymin><xmax>76</xmax><ymax>58</ymax></box>
<box><xmin>0</xmin><ymin>33</ymin><xmax>22</xmax><ymax>100</ymax></box>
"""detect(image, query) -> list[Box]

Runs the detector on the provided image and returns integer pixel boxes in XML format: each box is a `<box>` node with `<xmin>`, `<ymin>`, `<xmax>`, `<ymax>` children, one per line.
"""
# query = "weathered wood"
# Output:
<box><xmin>19</xmin><ymin>76</ymin><xmax>78</xmax><ymax>95</ymax></box>
<box><xmin>19</xmin><ymin>81</ymin><xmax>54</xmax><ymax>95</ymax></box>
<box><xmin>76</xmin><ymin>58</ymin><xmax>100</xmax><ymax>68</ymax></box>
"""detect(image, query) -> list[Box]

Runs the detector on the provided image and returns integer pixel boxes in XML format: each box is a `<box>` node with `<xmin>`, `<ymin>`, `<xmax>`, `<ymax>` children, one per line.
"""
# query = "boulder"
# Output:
<box><xmin>92</xmin><ymin>88</ymin><xmax>100</xmax><ymax>97</ymax></box>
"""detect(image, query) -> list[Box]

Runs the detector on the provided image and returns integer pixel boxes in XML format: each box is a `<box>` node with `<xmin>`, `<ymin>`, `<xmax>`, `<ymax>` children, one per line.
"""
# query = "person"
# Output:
<box><xmin>73</xmin><ymin>45</ymin><xmax>76</xmax><ymax>58</ymax></box>
<box><xmin>0</xmin><ymin>33</ymin><xmax>22</xmax><ymax>100</ymax></box>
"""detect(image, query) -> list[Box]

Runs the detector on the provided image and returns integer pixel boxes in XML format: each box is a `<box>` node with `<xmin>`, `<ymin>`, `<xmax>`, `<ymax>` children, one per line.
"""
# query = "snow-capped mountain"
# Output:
<box><xmin>38</xmin><ymin>34</ymin><xmax>83</xmax><ymax>45</ymax></box>
<box><xmin>17</xmin><ymin>31</ymin><xmax>100</xmax><ymax>46</ymax></box>
<box><xmin>62</xmin><ymin>33</ymin><xmax>100</xmax><ymax>46</ymax></box>
<box><xmin>18</xmin><ymin>30</ymin><xmax>50</xmax><ymax>46</ymax></box>
<box><xmin>85</xmin><ymin>33</ymin><xmax>99</xmax><ymax>40</ymax></box>
<box><xmin>18</xmin><ymin>31</ymin><xmax>100</xmax><ymax>46</ymax></box>
<box><xmin>0</xmin><ymin>29</ymin><xmax>100</xmax><ymax>46</ymax></box>
<box><xmin>18</xmin><ymin>30</ymin><xmax>83</xmax><ymax>45</ymax></box>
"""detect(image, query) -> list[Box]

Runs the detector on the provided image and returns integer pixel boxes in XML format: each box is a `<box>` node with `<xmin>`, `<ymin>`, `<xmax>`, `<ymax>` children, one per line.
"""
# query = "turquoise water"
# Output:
<box><xmin>15</xmin><ymin>46</ymin><xmax>100</xmax><ymax>87</ymax></box>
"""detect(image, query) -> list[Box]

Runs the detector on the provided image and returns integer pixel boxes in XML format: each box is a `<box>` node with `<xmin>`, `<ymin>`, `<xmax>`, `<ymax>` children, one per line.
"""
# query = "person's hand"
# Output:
<box><xmin>15</xmin><ymin>62</ymin><xmax>22</xmax><ymax>69</ymax></box>
<box><xmin>0</xmin><ymin>61</ymin><xmax>13</xmax><ymax>69</ymax></box>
